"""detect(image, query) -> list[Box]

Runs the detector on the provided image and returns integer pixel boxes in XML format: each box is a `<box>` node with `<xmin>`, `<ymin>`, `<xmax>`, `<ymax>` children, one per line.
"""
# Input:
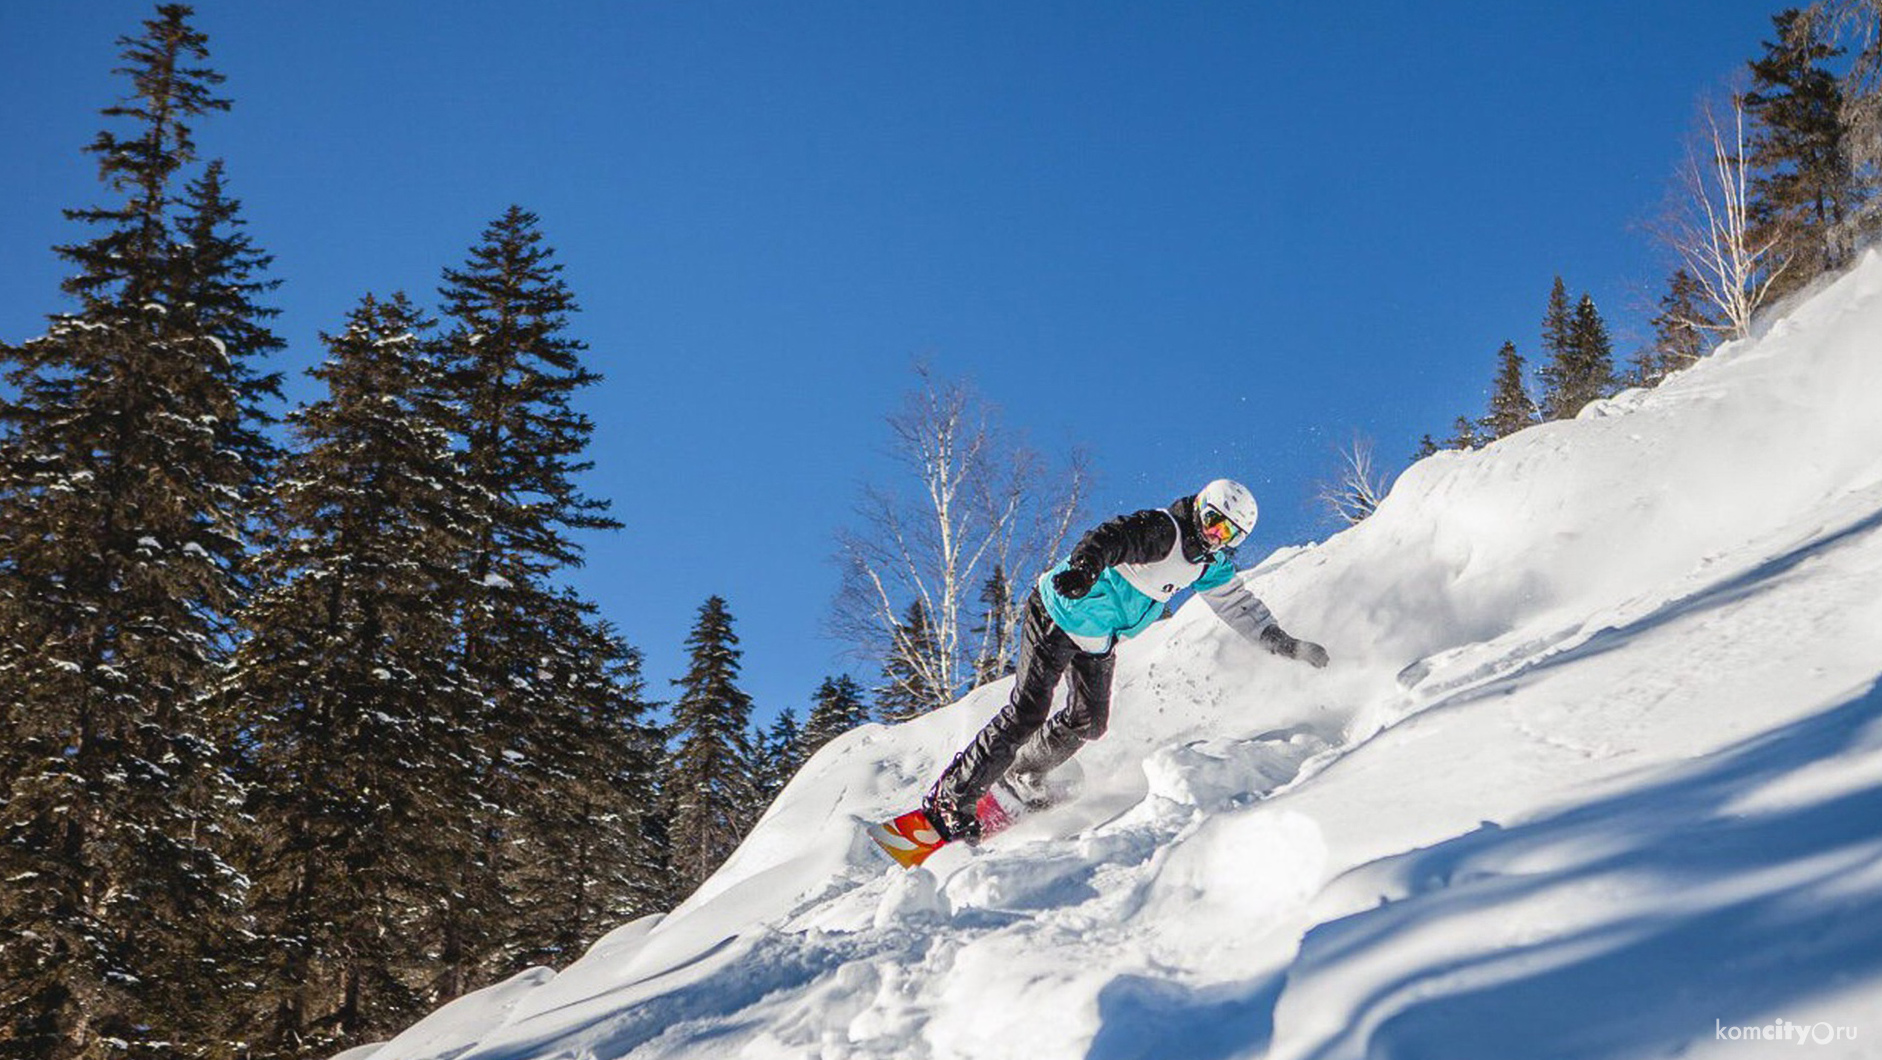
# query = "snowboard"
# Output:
<box><xmin>866</xmin><ymin>762</ymin><xmax>1083</xmax><ymax>870</ymax></box>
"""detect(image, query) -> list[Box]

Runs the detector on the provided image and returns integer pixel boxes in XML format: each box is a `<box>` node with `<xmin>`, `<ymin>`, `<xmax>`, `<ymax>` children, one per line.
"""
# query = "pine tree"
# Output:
<box><xmin>1542</xmin><ymin>292</ymin><xmax>1615</xmax><ymax>420</ymax></box>
<box><xmin>666</xmin><ymin>596</ymin><xmax>757</xmax><ymax>894</ymax></box>
<box><xmin>1838</xmin><ymin>0</ymin><xmax>1882</xmax><ymax>247</ymax></box>
<box><xmin>431</xmin><ymin>205</ymin><xmax>628</xmax><ymax>997</ymax></box>
<box><xmin>1483</xmin><ymin>341</ymin><xmax>1539</xmax><ymax>440</ymax></box>
<box><xmin>168</xmin><ymin>160</ymin><xmax>287</xmax><ymax>493</ymax></box>
<box><xmin>1411</xmin><ymin>434</ymin><xmax>1442</xmax><ymax>461</ymax></box>
<box><xmin>1537</xmin><ymin>276</ymin><xmax>1574</xmax><ymax>408</ymax></box>
<box><xmin>222</xmin><ymin>293</ymin><xmax>473</xmax><ymax>1057</ymax></box>
<box><xmin>438</xmin><ymin>205</ymin><xmax>618</xmax><ymax>579</ymax></box>
<box><xmin>802</xmin><ymin>675</ymin><xmax>871</xmax><ymax>757</ymax></box>
<box><xmin>877</xmin><ymin>599</ymin><xmax>944</xmax><ymax>723</ymax></box>
<box><xmin>53</xmin><ymin>5</ymin><xmax>230</xmax><ymax>315</ymax></box>
<box><xmin>0</xmin><ymin>9</ymin><xmax>274</xmax><ymax>1055</ymax></box>
<box><xmin>500</xmin><ymin>611</ymin><xmax>664</xmax><ymax>970</ymax></box>
<box><xmin>970</xmin><ymin>565</ymin><xmax>1016</xmax><ymax>687</ymax></box>
<box><xmin>1746</xmin><ymin>7</ymin><xmax>1855</xmax><ymax>292</ymax></box>
<box><xmin>1445</xmin><ymin>415</ymin><xmax>1486</xmax><ymax>451</ymax></box>
<box><xmin>1633</xmin><ymin>269</ymin><xmax>1718</xmax><ymax>386</ymax></box>
<box><xmin>750</xmin><ymin>709</ymin><xmax>806</xmax><ymax>807</ymax></box>
<box><xmin>1570</xmin><ymin>295</ymin><xmax>1617</xmax><ymax>407</ymax></box>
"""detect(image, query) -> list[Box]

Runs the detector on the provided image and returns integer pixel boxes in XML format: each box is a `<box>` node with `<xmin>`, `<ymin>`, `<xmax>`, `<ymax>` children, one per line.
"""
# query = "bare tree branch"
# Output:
<box><xmin>1315</xmin><ymin>433</ymin><xmax>1390</xmax><ymax>527</ymax></box>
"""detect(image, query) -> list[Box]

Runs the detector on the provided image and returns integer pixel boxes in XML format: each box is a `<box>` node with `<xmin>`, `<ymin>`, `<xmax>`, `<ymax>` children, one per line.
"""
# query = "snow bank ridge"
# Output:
<box><xmin>362</xmin><ymin>249</ymin><xmax>1882</xmax><ymax>1060</ymax></box>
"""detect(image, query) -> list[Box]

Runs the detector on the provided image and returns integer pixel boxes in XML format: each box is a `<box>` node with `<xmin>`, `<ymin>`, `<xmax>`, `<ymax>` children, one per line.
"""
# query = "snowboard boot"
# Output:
<box><xmin>921</xmin><ymin>786</ymin><xmax>983</xmax><ymax>844</ymax></box>
<box><xmin>1002</xmin><ymin>768</ymin><xmax>1056</xmax><ymax>811</ymax></box>
<box><xmin>1004</xmin><ymin>755</ymin><xmax>1087</xmax><ymax>811</ymax></box>
<box><xmin>1006</xmin><ymin>718</ymin><xmax>1086</xmax><ymax>799</ymax></box>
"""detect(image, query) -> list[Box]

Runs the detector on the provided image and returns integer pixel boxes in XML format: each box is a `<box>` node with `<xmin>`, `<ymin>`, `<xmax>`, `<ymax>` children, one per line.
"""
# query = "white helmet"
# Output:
<box><xmin>1195</xmin><ymin>478</ymin><xmax>1258</xmax><ymax>551</ymax></box>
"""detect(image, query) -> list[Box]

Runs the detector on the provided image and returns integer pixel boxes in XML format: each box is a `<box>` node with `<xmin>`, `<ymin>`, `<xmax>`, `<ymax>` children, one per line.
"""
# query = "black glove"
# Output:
<box><xmin>1052</xmin><ymin>563</ymin><xmax>1098</xmax><ymax>600</ymax></box>
<box><xmin>1260</xmin><ymin>625</ymin><xmax>1330</xmax><ymax>668</ymax></box>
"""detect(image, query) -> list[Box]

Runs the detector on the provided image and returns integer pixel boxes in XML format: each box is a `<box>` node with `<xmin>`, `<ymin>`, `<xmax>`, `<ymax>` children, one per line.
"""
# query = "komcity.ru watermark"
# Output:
<box><xmin>1716</xmin><ymin>1018</ymin><xmax>1859</xmax><ymax>1045</ymax></box>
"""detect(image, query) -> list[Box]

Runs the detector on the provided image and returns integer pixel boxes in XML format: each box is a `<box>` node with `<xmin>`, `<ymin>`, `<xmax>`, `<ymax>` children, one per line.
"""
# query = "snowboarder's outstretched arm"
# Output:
<box><xmin>1258</xmin><ymin>619</ymin><xmax>1331</xmax><ymax>668</ymax></box>
<box><xmin>1196</xmin><ymin>565</ymin><xmax>1330</xmax><ymax>668</ymax></box>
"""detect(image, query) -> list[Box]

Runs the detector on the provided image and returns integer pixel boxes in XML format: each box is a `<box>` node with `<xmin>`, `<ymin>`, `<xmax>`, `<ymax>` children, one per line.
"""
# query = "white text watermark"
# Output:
<box><xmin>1716</xmin><ymin>1018</ymin><xmax>1860</xmax><ymax>1045</ymax></box>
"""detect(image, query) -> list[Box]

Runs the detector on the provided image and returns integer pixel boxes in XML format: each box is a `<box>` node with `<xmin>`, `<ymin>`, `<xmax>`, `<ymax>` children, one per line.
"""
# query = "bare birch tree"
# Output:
<box><xmin>831</xmin><ymin>365</ymin><xmax>1086</xmax><ymax>717</ymax></box>
<box><xmin>1657</xmin><ymin>89</ymin><xmax>1792</xmax><ymax>340</ymax></box>
<box><xmin>1316</xmin><ymin>433</ymin><xmax>1391</xmax><ymax>527</ymax></box>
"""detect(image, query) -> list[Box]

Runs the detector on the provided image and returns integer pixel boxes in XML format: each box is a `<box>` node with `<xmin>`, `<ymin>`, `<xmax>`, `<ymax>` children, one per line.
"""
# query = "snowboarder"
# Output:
<box><xmin>920</xmin><ymin>478</ymin><xmax>1329</xmax><ymax>843</ymax></box>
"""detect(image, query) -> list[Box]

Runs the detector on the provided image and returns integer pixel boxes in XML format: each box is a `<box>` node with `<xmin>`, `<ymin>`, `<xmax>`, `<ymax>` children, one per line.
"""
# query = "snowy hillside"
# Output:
<box><xmin>356</xmin><ymin>251</ymin><xmax>1882</xmax><ymax>1060</ymax></box>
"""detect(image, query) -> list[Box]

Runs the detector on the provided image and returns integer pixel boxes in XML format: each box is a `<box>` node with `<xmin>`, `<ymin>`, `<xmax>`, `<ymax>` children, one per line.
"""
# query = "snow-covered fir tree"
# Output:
<box><xmin>1834</xmin><ymin>0</ymin><xmax>1882</xmax><ymax>248</ymax></box>
<box><xmin>1633</xmin><ymin>268</ymin><xmax>1718</xmax><ymax>386</ymax></box>
<box><xmin>971</xmin><ymin>565</ymin><xmax>1017</xmax><ymax>687</ymax></box>
<box><xmin>1542</xmin><ymin>290</ymin><xmax>1616</xmax><ymax>421</ymax></box>
<box><xmin>168</xmin><ymin>159</ymin><xmax>287</xmax><ymax>494</ymax></box>
<box><xmin>431</xmin><ymin>205</ymin><xmax>639</xmax><ymax>998</ymax></box>
<box><xmin>1537</xmin><ymin>275</ymin><xmax>1575</xmax><ymax>420</ymax></box>
<box><xmin>1746</xmin><ymin>7</ymin><xmax>1857</xmax><ymax>293</ymax></box>
<box><xmin>438</xmin><ymin>205</ymin><xmax>618</xmax><ymax>573</ymax></box>
<box><xmin>877</xmin><ymin>599</ymin><xmax>946</xmax><ymax>722</ymax></box>
<box><xmin>751</xmin><ymin>709</ymin><xmax>807</xmax><ymax>807</ymax></box>
<box><xmin>500</xmin><ymin>610</ymin><xmax>666</xmax><ymax>969</ymax></box>
<box><xmin>802</xmin><ymin>674</ymin><xmax>871</xmax><ymax>757</ymax></box>
<box><xmin>1445</xmin><ymin>415</ymin><xmax>1487</xmax><ymax>451</ymax></box>
<box><xmin>1570</xmin><ymin>295</ymin><xmax>1617</xmax><ymax>405</ymax></box>
<box><xmin>666</xmin><ymin>596</ymin><xmax>758</xmax><ymax>893</ymax></box>
<box><xmin>1483</xmin><ymin>341</ymin><xmax>1540</xmax><ymax>440</ymax></box>
<box><xmin>0</xmin><ymin>8</ymin><xmax>277</xmax><ymax>1055</ymax></box>
<box><xmin>222</xmin><ymin>292</ymin><xmax>474</xmax><ymax>1057</ymax></box>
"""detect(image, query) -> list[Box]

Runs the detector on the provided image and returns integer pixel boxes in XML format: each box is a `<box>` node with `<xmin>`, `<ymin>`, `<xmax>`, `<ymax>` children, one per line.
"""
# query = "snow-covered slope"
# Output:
<box><xmin>363</xmin><ymin>251</ymin><xmax>1882</xmax><ymax>1060</ymax></box>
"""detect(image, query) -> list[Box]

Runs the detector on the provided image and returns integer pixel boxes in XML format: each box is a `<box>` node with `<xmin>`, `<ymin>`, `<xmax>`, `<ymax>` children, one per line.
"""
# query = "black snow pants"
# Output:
<box><xmin>924</xmin><ymin>588</ymin><xmax>1115</xmax><ymax>834</ymax></box>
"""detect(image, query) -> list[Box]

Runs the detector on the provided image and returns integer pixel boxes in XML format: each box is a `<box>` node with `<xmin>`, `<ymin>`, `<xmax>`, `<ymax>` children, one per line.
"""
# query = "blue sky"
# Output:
<box><xmin>2</xmin><ymin>2</ymin><xmax>1785</xmax><ymax>724</ymax></box>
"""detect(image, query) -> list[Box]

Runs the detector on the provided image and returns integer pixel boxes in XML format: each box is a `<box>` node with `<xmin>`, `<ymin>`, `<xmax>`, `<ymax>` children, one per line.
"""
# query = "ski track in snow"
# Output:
<box><xmin>358</xmin><ymin>251</ymin><xmax>1882</xmax><ymax>1060</ymax></box>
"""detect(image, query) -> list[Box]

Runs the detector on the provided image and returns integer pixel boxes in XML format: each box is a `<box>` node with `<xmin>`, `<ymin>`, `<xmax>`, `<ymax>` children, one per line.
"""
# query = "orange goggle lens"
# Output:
<box><xmin>1201</xmin><ymin>505</ymin><xmax>1246</xmax><ymax>547</ymax></box>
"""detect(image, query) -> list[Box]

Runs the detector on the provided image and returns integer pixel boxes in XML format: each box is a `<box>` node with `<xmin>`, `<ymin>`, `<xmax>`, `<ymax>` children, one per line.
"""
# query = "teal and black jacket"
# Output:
<box><xmin>1036</xmin><ymin>495</ymin><xmax>1280</xmax><ymax>653</ymax></box>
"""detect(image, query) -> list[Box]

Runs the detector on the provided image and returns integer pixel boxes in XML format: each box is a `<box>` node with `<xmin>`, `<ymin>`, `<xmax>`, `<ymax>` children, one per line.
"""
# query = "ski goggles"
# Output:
<box><xmin>1199</xmin><ymin>504</ymin><xmax>1248</xmax><ymax>549</ymax></box>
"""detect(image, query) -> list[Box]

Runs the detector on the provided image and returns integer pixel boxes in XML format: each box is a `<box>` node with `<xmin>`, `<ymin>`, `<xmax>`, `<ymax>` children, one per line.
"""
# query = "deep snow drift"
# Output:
<box><xmin>357</xmin><ymin>251</ymin><xmax>1882</xmax><ymax>1060</ymax></box>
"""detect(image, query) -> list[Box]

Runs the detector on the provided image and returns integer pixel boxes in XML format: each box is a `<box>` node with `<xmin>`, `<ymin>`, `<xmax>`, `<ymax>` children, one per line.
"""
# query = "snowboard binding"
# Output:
<box><xmin>866</xmin><ymin>760</ymin><xmax>1085</xmax><ymax>869</ymax></box>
